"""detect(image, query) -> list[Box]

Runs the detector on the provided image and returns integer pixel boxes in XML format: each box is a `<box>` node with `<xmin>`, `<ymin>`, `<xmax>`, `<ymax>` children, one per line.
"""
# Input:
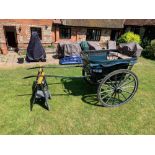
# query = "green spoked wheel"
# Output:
<box><xmin>97</xmin><ymin>69</ymin><xmax>138</xmax><ymax>107</ymax></box>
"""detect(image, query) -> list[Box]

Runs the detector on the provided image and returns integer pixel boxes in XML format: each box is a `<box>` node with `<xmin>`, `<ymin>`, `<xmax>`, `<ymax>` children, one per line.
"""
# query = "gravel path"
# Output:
<box><xmin>0</xmin><ymin>52</ymin><xmax>59</xmax><ymax>69</ymax></box>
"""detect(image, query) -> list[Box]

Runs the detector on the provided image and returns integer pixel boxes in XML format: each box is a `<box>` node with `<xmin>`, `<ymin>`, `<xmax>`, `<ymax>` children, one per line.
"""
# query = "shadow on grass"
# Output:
<box><xmin>81</xmin><ymin>94</ymin><xmax>102</xmax><ymax>107</ymax></box>
<box><xmin>17</xmin><ymin>92</ymin><xmax>69</xmax><ymax>111</ymax></box>
<box><xmin>22</xmin><ymin>82</ymin><xmax>61</xmax><ymax>87</ymax></box>
<box><xmin>60</xmin><ymin>78</ymin><xmax>102</xmax><ymax>107</ymax></box>
<box><xmin>17</xmin><ymin>93</ymin><xmax>49</xmax><ymax>110</ymax></box>
<box><xmin>17</xmin><ymin>93</ymin><xmax>69</xmax><ymax>97</ymax></box>
<box><xmin>18</xmin><ymin>79</ymin><xmax>102</xmax><ymax>109</ymax></box>
<box><xmin>17</xmin><ymin>94</ymin><xmax>32</xmax><ymax>96</ymax></box>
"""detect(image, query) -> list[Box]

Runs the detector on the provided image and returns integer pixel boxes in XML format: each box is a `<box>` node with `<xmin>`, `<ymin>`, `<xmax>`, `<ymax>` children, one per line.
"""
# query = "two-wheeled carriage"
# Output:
<box><xmin>25</xmin><ymin>49</ymin><xmax>139</xmax><ymax>110</ymax></box>
<box><xmin>81</xmin><ymin>49</ymin><xmax>138</xmax><ymax>107</ymax></box>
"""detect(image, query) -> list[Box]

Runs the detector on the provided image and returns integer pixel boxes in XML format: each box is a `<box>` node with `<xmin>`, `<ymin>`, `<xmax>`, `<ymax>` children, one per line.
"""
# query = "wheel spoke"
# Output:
<box><xmin>120</xmin><ymin>92</ymin><xmax>127</xmax><ymax>100</ymax></box>
<box><xmin>120</xmin><ymin>79</ymin><xmax>135</xmax><ymax>88</ymax></box>
<box><xmin>107</xmin><ymin>78</ymin><xmax>116</xmax><ymax>88</ymax></box>
<box><xmin>101</xmin><ymin>83</ymin><xmax>113</xmax><ymax>90</ymax></box>
<box><xmin>114</xmin><ymin>74</ymin><xmax>122</xmax><ymax>87</ymax></box>
<box><xmin>105</xmin><ymin>92</ymin><xmax>115</xmax><ymax>105</ymax></box>
<box><xmin>100</xmin><ymin>89</ymin><xmax>113</xmax><ymax>94</ymax></box>
<box><xmin>101</xmin><ymin>91</ymin><xmax>113</xmax><ymax>99</ymax></box>
<box><xmin>121</xmin><ymin>85</ymin><xmax>134</xmax><ymax>89</ymax></box>
<box><xmin>114</xmin><ymin>74</ymin><xmax>118</xmax><ymax>87</ymax></box>
<box><xmin>117</xmin><ymin>74</ymin><xmax>125</xmax><ymax>86</ymax></box>
<box><xmin>112</xmin><ymin>92</ymin><xmax>117</xmax><ymax>105</ymax></box>
<box><xmin>122</xmin><ymin>90</ymin><xmax>133</xmax><ymax>95</ymax></box>
<box><xmin>118</xmin><ymin>92</ymin><xmax>120</xmax><ymax>101</ymax></box>
<box><xmin>117</xmin><ymin>73</ymin><xmax>125</xmax><ymax>86</ymax></box>
<box><xmin>118</xmin><ymin>73</ymin><xmax>131</xmax><ymax>87</ymax></box>
<box><xmin>105</xmin><ymin>83</ymin><xmax>114</xmax><ymax>89</ymax></box>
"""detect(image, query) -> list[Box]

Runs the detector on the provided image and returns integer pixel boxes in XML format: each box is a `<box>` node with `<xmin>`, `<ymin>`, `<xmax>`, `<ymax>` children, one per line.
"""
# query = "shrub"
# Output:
<box><xmin>151</xmin><ymin>39</ymin><xmax>155</xmax><ymax>47</ymax></box>
<box><xmin>142</xmin><ymin>40</ymin><xmax>155</xmax><ymax>59</ymax></box>
<box><xmin>142</xmin><ymin>47</ymin><xmax>155</xmax><ymax>59</ymax></box>
<box><xmin>141</xmin><ymin>37</ymin><xmax>151</xmax><ymax>48</ymax></box>
<box><xmin>117</xmin><ymin>31</ymin><xmax>141</xmax><ymax>44</ymax></box>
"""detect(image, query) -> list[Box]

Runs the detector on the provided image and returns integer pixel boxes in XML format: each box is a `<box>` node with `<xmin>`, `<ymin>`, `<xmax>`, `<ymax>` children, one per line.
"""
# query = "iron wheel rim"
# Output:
<box><xmin>97</xmin><ymin>69</ymin><xmax>138</xmax><ymax>107</ymax></box>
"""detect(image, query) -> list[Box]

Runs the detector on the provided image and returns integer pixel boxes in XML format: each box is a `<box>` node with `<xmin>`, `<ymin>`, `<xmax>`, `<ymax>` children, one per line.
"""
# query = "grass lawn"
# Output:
<box><xmin>0</xmin><ymin>57</ymin><xmax>155</xmax><ymax>134</ymax></box>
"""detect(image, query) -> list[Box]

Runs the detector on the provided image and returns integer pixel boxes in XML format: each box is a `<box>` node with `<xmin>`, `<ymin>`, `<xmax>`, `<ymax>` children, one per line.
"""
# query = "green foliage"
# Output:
<box><xmin>142</xmin><ymin>44</ymin><xmax>155</xmax><ymax>59</ymax></box>
<box><xmin>117</xmin><ymin>31</ymin><xmax>141</xmax><ymax>44</ymax></box>
<box><xmin>141</xmin><ymin>37</ymin><xmax>151</xmax><ymax>48</ymax></box>
<box><xmin>151</xmin><ymin>39</ymin><xmax>155</xmax><ymax>47</ymax></box>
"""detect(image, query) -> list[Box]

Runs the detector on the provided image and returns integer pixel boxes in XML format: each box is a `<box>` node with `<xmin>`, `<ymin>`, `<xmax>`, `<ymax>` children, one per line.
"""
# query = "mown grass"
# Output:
<box><xmin>0</xmin><ymin>57</ymin><xmax>155</xmax><ymax>134</ymax></box>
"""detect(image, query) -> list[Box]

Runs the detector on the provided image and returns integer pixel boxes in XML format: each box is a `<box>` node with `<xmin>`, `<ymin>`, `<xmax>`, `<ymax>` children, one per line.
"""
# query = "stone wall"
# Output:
<box><xmin>0</xmin><ymin>20</ymin><xmax>114</xmax><ymax>54</ymax></box>
<box><xmin>17</xmin><ymin>24</ymin><xmax>52</xmax><ymax>49</ymax></box>
<box><xmin>76</xmin><ymin>28</ymin><xmax>87</xmax><ymax>41</ymax></box>
<box><xmin>100</xmin><ymin>29</ymin><xmax>111</xmax><ymax>48</ymax></box>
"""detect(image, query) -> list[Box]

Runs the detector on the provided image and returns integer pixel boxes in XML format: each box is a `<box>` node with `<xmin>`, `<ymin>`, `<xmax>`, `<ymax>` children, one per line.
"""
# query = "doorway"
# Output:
<box><xmin>3</xmin><ymin>26</ymin><xmax>18</xmax><ymax>51</ymax></box>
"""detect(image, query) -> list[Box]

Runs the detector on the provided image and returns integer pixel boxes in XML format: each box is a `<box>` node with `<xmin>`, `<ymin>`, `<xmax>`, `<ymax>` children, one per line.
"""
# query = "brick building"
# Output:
<box><xmin>0</xmin><ymin>19</ymin><xmax>140</xmax><ymax>55</ymax></box>
<box><xmin>52</xmin><ymin>19</ymin><xmax>125</xmax><ymax>48</ymax></box>
<box><xmin>2</xmin><ymin>19</ymin><xmax>155</xmax><ymax>55</ymax></box>
<box><xmin>0</xmin><ymin>19</ymin><xmax>53</xmax><ymax>54</ymax></box>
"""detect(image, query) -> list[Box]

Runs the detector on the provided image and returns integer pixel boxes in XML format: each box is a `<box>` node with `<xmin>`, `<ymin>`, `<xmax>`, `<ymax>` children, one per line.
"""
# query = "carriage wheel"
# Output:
<box><xmin>97</xmin><ymin>69</ymin><xmax>138</xmax><ymax>107</ymax></box>
<box><xmin>82</xmin><ymin>69</ymin><xmax>97</xmax><ymax>85</ymax></box>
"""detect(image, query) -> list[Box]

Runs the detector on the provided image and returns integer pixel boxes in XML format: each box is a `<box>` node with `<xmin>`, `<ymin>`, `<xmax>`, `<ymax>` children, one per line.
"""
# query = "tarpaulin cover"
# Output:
<box><xmin>87</xmin><ymin>41</ymin><xmax>102</xmax><ymax>50</ymax></box>
<box><xmin>56</xmin><ymin>41</ymin><xmax>102</xmax><ymax>58</ymax></box>
<box><xmin>56</xmin><ymin>42</ymin><xmax>82</xmax><ymax>58</ymax></box>
<box><xmin>80</xmin><ymin>41</ymin><xmax>102</xmax><ymax>51</ymax></box>
<box><xmin>108</xmin><ymin>40</ymin><xmax>117</xmax><ymax>49</ymax></box>
<box><xmin>26</xmin><ymin>32</ymin><xmax>46</xmax><ymax>62</ymax></box>
<box><xmin>59</xmin><ymin>56</ymin><xmax>83</xmax><ymax>65</ymax></box>
<box><xmin>80</xmin><ymin>41</ymin><xmax>89</xmax><ymax>51</ymax></box>
<box><xmin>119</xmin><ymin>42</ymin><xmax>143</xmax><ymax>57</ymax></box>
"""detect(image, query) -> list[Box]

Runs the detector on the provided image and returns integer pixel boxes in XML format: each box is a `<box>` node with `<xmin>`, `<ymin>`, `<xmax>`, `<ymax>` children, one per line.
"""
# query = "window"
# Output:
<box><xmin>144</xmin><ymin>26</ymin><xmax>155</xmax><ymax>40</ymax></box>
<box><xmin>86</xmin><ymin>29</ymin><xmax>101</xmax><ymax>41</ymax></box>
<box><xmin>130</xmin><ymin>27</ymin><xmax>140</xmax><ymax>34</ymax></box>
<box><xmin>59</xmin><ymin>27</ymin><xmax>71</xmax><ymax>39</ymax></box>
<box><xmin>111</xmin><ymin>30</ymin><xmax>123</xmax><ymax>41</ymax></box>
<box><xmin>31</xmin><ymin>27</ymin><xmax>42</xmax><ymax>40</ymax></box>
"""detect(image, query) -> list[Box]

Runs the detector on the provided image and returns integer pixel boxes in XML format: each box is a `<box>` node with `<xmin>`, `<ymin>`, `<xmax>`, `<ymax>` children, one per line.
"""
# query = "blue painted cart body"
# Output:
<box><xmin>81</xmin><ymin>50</ymin><xmax>137</xmax><ymax>83</ymax></box>
<box><xmin>82</xmin><ymin>49</ymin><xmax>137</xmax><ymax>67</ymax></box>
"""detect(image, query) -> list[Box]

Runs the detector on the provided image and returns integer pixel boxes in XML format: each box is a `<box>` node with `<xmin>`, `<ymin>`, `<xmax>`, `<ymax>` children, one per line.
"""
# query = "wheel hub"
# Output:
<box><xmin>114</xmin><ymin>87</ymin><xmax>122</xmax><ymax>93</ymax></box>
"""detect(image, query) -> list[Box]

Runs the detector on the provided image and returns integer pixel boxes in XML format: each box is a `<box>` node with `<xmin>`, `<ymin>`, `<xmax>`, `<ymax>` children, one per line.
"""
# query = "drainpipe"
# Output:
<box><xmin>55</xmin><ymin>25</ymin><xmax>57</xmax><ymax>42</ymax></box>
